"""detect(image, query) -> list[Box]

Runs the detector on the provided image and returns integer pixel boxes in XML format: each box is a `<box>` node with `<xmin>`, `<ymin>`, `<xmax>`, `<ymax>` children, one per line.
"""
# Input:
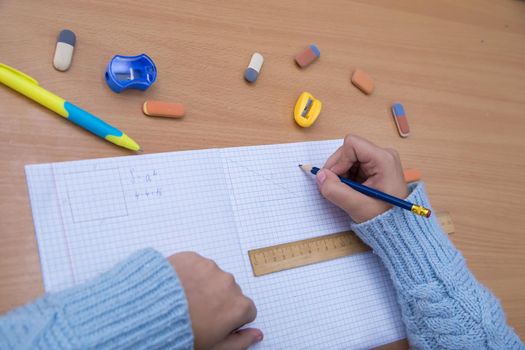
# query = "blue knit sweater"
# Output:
<box><xmin>0</xmin><ymin>183</ymin><xmax>523</xmax><ymax>349</ymax></box>
<box><xmin>352</xmin><ymin>183</ymin><xmax>523</xmax><ymax>349</ymax></box>
<box><xmin>0</xmin><ymin>250</ymin><xmax>193</xmax><ymax>349</ymax></box>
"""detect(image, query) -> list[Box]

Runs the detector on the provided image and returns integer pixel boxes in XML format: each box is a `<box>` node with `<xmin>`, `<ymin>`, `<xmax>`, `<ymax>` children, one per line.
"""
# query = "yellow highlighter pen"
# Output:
<box><xmin>0</xmin><ymin>63</ymin><xmax>142</xmax><ymax>152</ymax></box>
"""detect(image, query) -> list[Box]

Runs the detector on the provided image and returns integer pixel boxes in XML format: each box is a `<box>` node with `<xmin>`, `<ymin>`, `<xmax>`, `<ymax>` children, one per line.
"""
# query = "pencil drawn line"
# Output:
<box><xmin>64</xmin><ymin>168</ymin><xmax>128</xmax><ymax>223</ymax></box>
<box><xmin>51</xmin><ymin>164</ymin><xmax>76</xmax><ymax>285</ymax></box>
<box><xmin>226</xmin><ymin>158</ymin><xmax>300</xmax><ymax>197</ymax></box>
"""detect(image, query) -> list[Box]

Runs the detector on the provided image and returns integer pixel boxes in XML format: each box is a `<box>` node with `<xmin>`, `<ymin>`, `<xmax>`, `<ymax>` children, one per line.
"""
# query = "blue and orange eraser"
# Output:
<box><xmin>244</xmin><ymin>52</ymin><xmax>264</xmax><ymax>83</ymax></box>
<box><xmin>294</xmin><ymin>44</ymin><xmax>320</xmax><ymax>68</ymax></box>
<box><xmin>391</xmin><ymin>103</ymin><xmax>410</xmax><ymax>137</ymax></box>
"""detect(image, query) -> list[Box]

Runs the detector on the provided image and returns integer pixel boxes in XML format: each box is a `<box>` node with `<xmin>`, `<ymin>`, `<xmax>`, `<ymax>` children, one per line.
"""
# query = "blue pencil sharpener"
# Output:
<box><xmin>105</xmin><ymin>54</ymin><xmax>157</xmax><ymax>93</ymax></box>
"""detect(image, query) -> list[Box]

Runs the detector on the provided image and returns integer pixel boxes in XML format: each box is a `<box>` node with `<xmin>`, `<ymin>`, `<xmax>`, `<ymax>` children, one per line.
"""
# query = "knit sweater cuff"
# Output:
<box><xmin>49</xmin><ymin>249</ymin><xmax>193</xmax><ymax>349</ymax></box>
<box><xmin>351</xmin><ymin>182</ymin><xmax>463</xmax><ymax>289</ymax></box>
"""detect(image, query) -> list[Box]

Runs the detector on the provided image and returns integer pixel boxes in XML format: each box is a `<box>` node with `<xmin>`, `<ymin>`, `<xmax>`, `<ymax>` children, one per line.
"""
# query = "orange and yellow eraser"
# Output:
<box><xmin>351</xmin><ymin>69</ymin><xmax>374</xmax><ymax>95</ymax></box>
<box><xmin>143</xmin><ymin>100</ymin><xmax>185</xmax><ymax>119</ymax></box>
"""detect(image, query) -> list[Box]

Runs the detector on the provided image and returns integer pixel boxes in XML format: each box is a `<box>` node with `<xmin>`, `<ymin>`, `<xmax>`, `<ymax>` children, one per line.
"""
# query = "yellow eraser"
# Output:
<box><xmin>143</xmin><ymin>100</ymin><xmax>185</xmax><ymax>118</ymax></box>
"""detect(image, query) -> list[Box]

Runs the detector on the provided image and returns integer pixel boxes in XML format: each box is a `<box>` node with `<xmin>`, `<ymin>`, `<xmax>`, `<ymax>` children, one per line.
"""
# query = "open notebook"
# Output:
<box><xmin>25</xmin><ymin>139</ymin><xmax>405</xmax><ymax>349</ymax></box>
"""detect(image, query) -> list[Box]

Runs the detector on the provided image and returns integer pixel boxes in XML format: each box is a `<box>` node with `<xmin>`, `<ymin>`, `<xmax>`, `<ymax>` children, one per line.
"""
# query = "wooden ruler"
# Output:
<box><xmin>249</xmin><ymin>212</ymin><xmax>454</xmax><ymax>277</ymax></box>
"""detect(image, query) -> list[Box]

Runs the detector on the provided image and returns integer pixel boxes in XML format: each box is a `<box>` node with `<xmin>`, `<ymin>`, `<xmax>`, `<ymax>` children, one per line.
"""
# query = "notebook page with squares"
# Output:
<box><xmin>25</xmin><ymin>139</ymin><xmax>405</xmax><ymax>349</ymax></box>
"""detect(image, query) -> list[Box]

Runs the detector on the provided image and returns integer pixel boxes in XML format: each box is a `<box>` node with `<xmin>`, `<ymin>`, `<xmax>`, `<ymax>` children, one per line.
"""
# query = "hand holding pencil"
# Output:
<box><xmin>307</xmin><ymin>135</ymin><xmax>429</xmax><ymax>223</ymax></box>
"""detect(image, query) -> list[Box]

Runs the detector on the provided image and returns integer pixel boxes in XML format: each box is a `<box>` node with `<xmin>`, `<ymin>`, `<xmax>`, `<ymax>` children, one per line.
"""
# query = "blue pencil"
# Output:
<box><xmin>299</xmin><ymin>164</ymin><xmax>431</xmax><ymax>218</ymax></box>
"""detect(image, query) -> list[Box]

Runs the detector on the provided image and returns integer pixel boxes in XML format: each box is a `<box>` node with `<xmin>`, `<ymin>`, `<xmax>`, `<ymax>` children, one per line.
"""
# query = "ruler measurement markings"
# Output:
<box><xmin>249</xmin><ymin>212</ymin><xmax>453</xmax><ymax>277</ymax></box>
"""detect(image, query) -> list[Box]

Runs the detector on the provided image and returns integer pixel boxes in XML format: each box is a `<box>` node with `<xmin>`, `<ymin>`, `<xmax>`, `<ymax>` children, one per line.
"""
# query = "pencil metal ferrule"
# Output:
<box><xmin>411</xmin><ymin>205</ymin><xmax>432</xmax><ymax>218</ymax></box>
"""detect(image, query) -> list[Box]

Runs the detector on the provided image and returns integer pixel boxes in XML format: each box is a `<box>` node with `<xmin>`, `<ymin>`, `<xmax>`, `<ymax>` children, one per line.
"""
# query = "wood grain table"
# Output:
<box><xmin>1</xmin><ymin>0</ymin><xmax>524</xmax><ymax>346</ymax></box>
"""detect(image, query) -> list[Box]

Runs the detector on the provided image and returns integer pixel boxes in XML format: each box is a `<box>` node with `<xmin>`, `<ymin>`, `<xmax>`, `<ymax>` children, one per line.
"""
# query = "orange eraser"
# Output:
<box><xmin>143</xmin><ymin>100</ymin><xmax>185</xmax><ymax>118</ymax></box>
<box><xmin>403</xmin><ymin>168</ymin><xmax>422</xmax><ymax>183</ymax></box>
<box><xmin>351</xmin><ymin>69</ymin><xmax>374</xmax><ymax>95</ymax></box>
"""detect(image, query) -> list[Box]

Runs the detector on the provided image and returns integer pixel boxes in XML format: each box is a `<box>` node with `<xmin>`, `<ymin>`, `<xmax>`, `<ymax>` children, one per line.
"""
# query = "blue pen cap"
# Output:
<box><xmin>105</xmin><ymin>54</ymin><xmax>157</xmax><ymax>93</ymax></box>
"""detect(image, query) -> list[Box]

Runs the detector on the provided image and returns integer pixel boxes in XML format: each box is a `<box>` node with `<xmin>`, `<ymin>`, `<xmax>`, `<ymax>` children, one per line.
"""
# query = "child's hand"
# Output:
<box><xmin>317</xmin><ymin>134</ymin><xmax>408</xmax><ymax>223</ymax></box>
<box><xmin>169</xmin><ymin>253</ymin><xmax>262</xmax><ymax>350</ymax></box>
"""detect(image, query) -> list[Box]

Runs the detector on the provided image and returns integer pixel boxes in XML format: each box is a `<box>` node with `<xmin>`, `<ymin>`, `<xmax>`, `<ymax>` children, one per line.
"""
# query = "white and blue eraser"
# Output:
<box><xmin>53</xmin><ymin>29</ymin><xmax>76</xmax><ymax>71</ymax></box>
<box><xmin>244</xmin><ymin>52</ymin><xmax>264</xmax><ymax>83</ymax></box>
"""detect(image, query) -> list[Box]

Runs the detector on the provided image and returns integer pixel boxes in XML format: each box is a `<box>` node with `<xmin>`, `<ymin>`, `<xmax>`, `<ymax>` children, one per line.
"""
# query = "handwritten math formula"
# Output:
<box><xmin>129</xmin><ymin>168</ymin><xmax>163</xmax><ymax>201</ymax></box>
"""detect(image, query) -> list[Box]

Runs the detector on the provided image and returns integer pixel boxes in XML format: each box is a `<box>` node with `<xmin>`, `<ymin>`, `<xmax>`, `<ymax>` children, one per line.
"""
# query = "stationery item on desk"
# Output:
<box><xmin>403</xmin><ymin>168</ymin><xmax>422</xmax><ymax>183</ymax></box>
<box><xmin>249</xmin><ymin>212</ymin><xmax>453</xmax><ymax>276</ymax></box>
<box><xmin>53</xmin><ymin>29</ymin><xmax>76</xmax><ymax>72</ymax></box>
<box><xmin>143</xmin><ymin>100</ymin><xmax>185</xmax><ymax>119</ymax></box>
<box><xmin>294</xmin><ymin>44</ymin><xmax>320</xmax><ymax>68</ymax></box>
<box><xmin>299</xmin><ymin>164</ymin><xmax>431</xmax><ymax>217</ymax></box>
<box><xmin>351</xmin><ymin>69</ymin><xmax>374</xmax><ymax>95</ymax></box>
<box><xmin>0</xmin><ymin>63</ymin><xmax>141</xmax><ymax>152</ymax></box>
<box><xmin>244</xmin><ymin>52</ymin><xmax>264</xmax><ymax>83</ymax></box>
<box><xmin>294</xmin><ymin>91</ymin><xmax>322</xmax><ymax>127</ymax></box>
<box><xmin>25</xmin><ymin>139</ymin><xmax>409</xmax><ymax>349</ymax></box>
<box><xmin>105</xmin><ymin>54</ymin><xmax>157</xmax><ymax>93</ymax></box>
<box><xmin>392</xmin><ymin>103</ymin><xmax>410</xmax><ymax>137</ymax></box>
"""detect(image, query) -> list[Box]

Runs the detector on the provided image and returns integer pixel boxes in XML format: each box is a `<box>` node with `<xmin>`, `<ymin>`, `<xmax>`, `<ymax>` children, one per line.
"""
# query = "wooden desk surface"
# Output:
<box><xmin>1</xmin><ymin>0</ymin><xmax>524</xmax><ymax>342</ymax></box>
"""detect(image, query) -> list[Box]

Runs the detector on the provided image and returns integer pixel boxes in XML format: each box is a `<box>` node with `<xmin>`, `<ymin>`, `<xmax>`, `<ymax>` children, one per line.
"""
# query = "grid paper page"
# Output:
<box><xmin>221</xmin><ymin>142</ymin><xmax>405</xmax><ymax>349</ymax></box>
<box><xmin>26</xmin><ymin>149</ymin><xmax>249</xmax><ymax>291</ymax></box>
<box><xmin>25</xmin><ymin>139</ymin><xmax>405</xmax><ymax>349</ymax></box>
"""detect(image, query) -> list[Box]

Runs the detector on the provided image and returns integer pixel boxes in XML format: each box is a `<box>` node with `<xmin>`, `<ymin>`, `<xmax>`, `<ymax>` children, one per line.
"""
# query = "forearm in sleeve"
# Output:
<box><xmin>352</xmin><ymin>183</ymin><xmax>524</xmax><ymax>349</ymax></box>
<box><xmin>0</xmin><ymin>249</ymin><xmax>193</xmax><ymax>350</ymax></box>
